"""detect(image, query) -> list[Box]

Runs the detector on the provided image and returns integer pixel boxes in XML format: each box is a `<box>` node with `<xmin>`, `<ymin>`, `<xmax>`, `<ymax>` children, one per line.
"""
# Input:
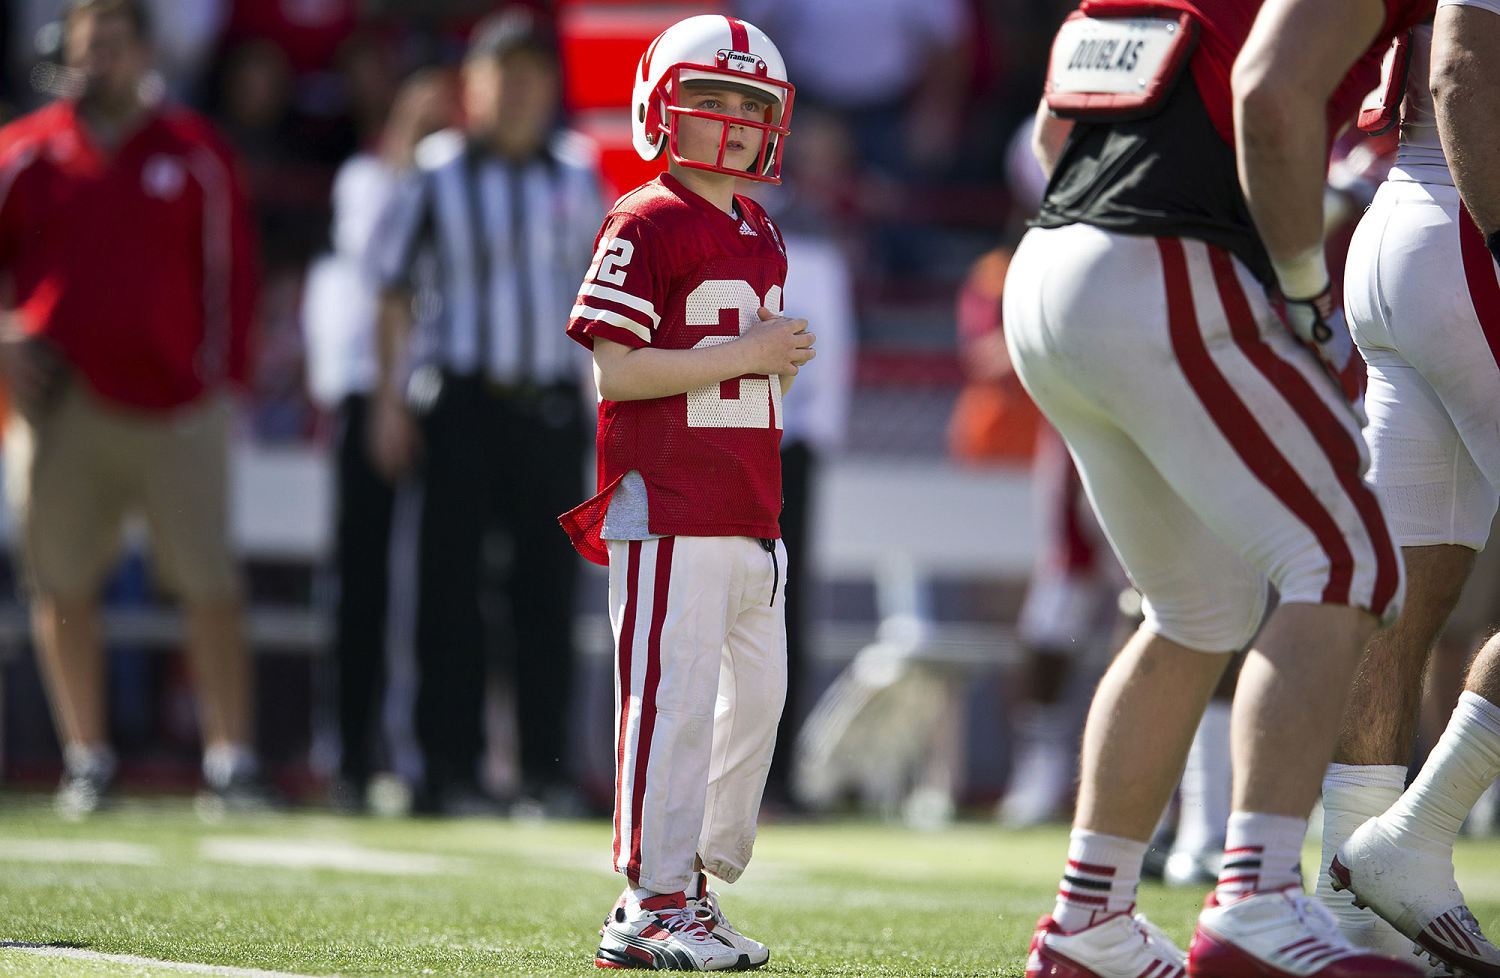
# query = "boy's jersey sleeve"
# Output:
<box><xmin>567</xmin><ymin>211</ymin><xmax>671</xmax><ymax>351</ymax></box>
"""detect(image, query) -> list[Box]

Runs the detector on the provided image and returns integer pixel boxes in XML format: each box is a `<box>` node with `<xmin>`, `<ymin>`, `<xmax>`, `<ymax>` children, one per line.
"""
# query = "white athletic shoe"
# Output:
<box><xmin>1024</xmin><ymin>910</ymin><xmax>1187</xmax><ymax>978</ymax></box>
<box><xmin>1320</xmin><ymin>899</ymin><xmax>1446</xmax><ymax>977</ymax></box>
<box><xmin>1331</xmin><ymin>818</ymin><xmax>1500</xmax><ymax>978</ymax></box>
<box><xmin>595</xmin><ymin>890</ymin><xmax>742</xmax><ymax>971</ymax></box>
<box><xmin>685</xmin><ymin>875</ymin><xmax>769</xmax><ymax>970</ymax></box>
<box><xmin>1190</xmin><ymin>886</ymin><xmax>1425</xmax><ymax>978</ymax></box>
<box><xmin>1163</xmin><ymin>844</ymin><xmax>1223</xmax><ymax>888</ymax></box>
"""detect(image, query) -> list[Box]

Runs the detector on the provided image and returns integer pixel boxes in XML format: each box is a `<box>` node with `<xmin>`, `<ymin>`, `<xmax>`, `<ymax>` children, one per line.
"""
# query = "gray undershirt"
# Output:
<box><xmin>601</xmin><ymin>470</ymin><xmax>660</xmax><ymax>541</ymax></box>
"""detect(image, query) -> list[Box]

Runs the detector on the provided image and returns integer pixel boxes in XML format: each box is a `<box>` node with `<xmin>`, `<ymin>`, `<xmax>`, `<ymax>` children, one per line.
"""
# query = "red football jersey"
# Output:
<box><xmin>561</xmin><ymin>173</ymin><xmax>788</xmax><ymax>563</ymax></box>
<box><xmin>0</xmin><ymin>101</ymin><xmax>258</xmax><ymax>412</ymax></box>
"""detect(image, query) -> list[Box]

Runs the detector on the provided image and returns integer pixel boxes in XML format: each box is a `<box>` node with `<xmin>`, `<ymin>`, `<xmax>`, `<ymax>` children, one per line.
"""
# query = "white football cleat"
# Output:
<box><xmin>1190</xmin><ymin>886</ymin><xmax>1425</xmax><ymax>978</ymax></box>
<box><xmin>596</xmin><ymin>890</ymin><xmax>742</xmax><ymax>971</ymax></box>
<box><xmin>685</xmin><ymin>874</ymin><xmax>769</xmax><ymax>970</ymax></box>
<box><xmin>1024</xmin><ymin>910</ymin><xmax>1187</xmax><ymax>978</ymax></box>
<box><xmin>1330</xmin><ymin>818</ymin><xmax>1500</xmax><ymax>978</ymax></box>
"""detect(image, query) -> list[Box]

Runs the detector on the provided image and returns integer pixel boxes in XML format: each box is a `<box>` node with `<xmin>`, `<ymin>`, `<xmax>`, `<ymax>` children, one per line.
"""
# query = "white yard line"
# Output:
<box><xmin>0</xmin><ymin>839</ymin><xmax>159</xmax><ymax>865</ymax></box>
<box><xmin>0</xmin><ymin>944</ymin><xmax>334</xmax><ymax>977</ymax></box>
<box><xmin>200</xmin><ymin>837</ymin><xmax>462</xmax><ymax>876</ymax></box>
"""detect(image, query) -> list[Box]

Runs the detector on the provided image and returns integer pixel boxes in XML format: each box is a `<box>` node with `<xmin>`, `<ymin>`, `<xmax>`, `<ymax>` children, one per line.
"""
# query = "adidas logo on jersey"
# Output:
<box><xmin>739</xmin><ymin>221</ymin><xmax>757</xmax><ymax>236</ymax></box>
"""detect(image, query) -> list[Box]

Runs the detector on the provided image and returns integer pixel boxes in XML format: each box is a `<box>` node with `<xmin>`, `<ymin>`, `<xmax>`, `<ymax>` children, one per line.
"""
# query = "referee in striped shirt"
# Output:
<box><xmin>368</xmin><ymin>10</ymin><xmax>605</xmax><ymax>815</ymax></box>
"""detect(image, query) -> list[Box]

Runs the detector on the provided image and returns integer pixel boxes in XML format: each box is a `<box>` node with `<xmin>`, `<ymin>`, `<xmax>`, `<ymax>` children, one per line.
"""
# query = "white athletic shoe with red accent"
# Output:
<box><xmin>595</xmin><ymin>890</ymin><xmax>742</xmax><ymax>971</ymax></box>
<box><xmin>685</xmin><ymin>875</ymin><xmax>769</xmax><ymax>969</ymax></box>
<box><xmin>1189</xmin><ymin>886</ymin><xmax>1426</xmax><ymax>978</ymax></box>
<box><xmin>1024</xmin><ymin>910</ymin><xmax>1187</xmax><ymax>978</ymax></box>
<box><xmin>1330</xmin><ymin>818</ymin><xmax>1500</xmax><ymax>978</ymax></box>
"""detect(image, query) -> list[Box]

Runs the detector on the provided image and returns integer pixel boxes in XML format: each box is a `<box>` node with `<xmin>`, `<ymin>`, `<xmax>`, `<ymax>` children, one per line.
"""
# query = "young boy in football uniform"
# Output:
<box><xmin>559</xmin><ymin>14</ymin><xmax>813</xmax><ymax>972</ymax></box>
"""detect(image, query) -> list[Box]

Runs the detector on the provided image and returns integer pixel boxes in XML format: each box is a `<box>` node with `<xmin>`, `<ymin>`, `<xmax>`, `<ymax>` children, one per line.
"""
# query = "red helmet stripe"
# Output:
<box><xmin>641</xmin><ymin>32</ymin><xmax>664</xmax><ymax>82</ymax></box>
<box><xmin>724</xmin><ymin>16</ymin><xmax>750</xmax><ymax>52</ymax></box>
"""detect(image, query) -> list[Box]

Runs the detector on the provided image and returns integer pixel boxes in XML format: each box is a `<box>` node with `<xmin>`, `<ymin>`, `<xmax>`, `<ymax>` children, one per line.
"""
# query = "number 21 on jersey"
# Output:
<box><xmin>685</xmin><ymin>280</ymin><xmax>785</xmax><ymax>431</ymax></box>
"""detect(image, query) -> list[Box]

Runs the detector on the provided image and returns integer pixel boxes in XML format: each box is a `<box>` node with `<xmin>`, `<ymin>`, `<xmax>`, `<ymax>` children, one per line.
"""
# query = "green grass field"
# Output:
<box><xmin>1</xmin><ymin>798</ymin><xmax>1498</xmax><ymax>977</ymax></box>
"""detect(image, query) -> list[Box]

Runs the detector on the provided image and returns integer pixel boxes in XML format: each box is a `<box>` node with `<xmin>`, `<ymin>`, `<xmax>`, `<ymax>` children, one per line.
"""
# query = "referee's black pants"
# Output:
<box><xmin>415</xmin><ymin>374</ymin><xmax>584</xmax><ymax>804</ymax></box>
<box><xmin>333</xmin><ymin>393</ymin><xmax>396</xmax><ymax>788</ymax></box>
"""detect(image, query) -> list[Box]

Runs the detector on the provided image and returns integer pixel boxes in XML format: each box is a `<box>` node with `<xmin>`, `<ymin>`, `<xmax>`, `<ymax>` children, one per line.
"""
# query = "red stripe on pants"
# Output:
<box><xmin>625</xmin><ymin>538</ymin><xmax>674</xmax><ymax>885</ymax></box>
<box><xmin>613</xmin><ymin>541</ymin><xmax>643</xmax><ymax>870</ymax></box>
<box><xmin>1207</xmin><ymin>247</ymin><xmax>1398</xmax><ymax>616</ymax></box>
<box><xmin>1459</xmin><ymin>208</ymin><xmax>1500</xmax><ymax>370</ymax></box>
<box><xmin>1157</xmin><ymin>238</ymin><xmax>1354</xmax><ymax>606</ymax></box>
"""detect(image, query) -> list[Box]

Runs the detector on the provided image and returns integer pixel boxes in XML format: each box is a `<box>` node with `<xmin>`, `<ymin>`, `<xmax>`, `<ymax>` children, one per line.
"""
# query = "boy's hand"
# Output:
<box><xmin>742</xmin><ymin>306</ymin><xmax>816</xmax><ymax>376</ymax></box>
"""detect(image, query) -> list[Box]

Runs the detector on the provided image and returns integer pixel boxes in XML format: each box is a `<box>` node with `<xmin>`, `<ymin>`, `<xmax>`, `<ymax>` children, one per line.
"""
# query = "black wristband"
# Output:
<box><xmin>1488</xmin><ymin>229</ymin><xmax>1500</xmax><ymax>266</ymax></box>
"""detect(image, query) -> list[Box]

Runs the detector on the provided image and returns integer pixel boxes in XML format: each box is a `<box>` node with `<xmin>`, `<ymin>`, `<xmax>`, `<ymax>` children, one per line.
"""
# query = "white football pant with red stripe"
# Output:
<box><xmin>606</xmin><ymin>535</ymin><xmax>787</xmax><ymax>894</ymax></box>
<box><xmin>1004</xmin><ymin>224</ymin><xmax>1403</xmax><ymax>653</ymax></box>
<box><xmin>1346</xmin><ymin>179</ymin><xmax>1500</xmax><ymax>549</ymax></box>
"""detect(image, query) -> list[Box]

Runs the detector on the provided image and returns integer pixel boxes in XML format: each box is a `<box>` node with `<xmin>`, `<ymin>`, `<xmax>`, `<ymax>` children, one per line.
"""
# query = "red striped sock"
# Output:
<box><xmin>1216</xmin><ymin>811</ymin><xmax>1304</xmax><ymax>903</ymax></box>
<box><xmin>1052</xmin><ymin>829</ymin><xmax>1146</xmax><ymax>932</ymax></box>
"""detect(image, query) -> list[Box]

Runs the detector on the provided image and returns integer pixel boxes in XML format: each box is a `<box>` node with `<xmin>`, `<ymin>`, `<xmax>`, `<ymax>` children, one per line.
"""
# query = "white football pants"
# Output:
<box><xmin>606</xmin><ymin>535</ymin><xmax>787</xmax><ymax>893</ymax></box>
<box><xmin>1004</xmin><ymin>224</ymin><xmax>1403</xmax><ymax>652</ymax></box>
<box><xmin>1346</xmin><ymin>178</ymin><xmax>1500</xmax><ymax>550</ymax></box>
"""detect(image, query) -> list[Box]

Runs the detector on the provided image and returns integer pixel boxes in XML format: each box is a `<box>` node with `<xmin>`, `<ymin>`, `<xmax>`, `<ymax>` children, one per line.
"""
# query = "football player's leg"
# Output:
<box><xmin>698</xmin><ymin>536</ymin><xmax>786</xmax><ymax>883</ymax></box>
<box><xmin>1330</xmin><ymin>635</ymin><xmax>1500</xmax><ymax>976</ymax></box>
<box><xmin>1321</xmin><ymin>183</ymin><xmax>1498</xmax><ymax>954</ymax></box>
<box><xmin>608</xmin><ymin>536</ymin><xmax>735</xmax><ymax>896</ymax></box>
<box><xmin>1056</xmin><ymin>410</ymin><xmax>1261</xmax><ymax>847</ymax></box>
<box><xmin>1318</xmin><ymin>366</ymin><xmax>1479</xmax><ymax>955</ymax></box>
<box><xmin>1013</xmin><ymin>347</ymin><xmax>1231</xmax><ymax>977</ymax></box>
<box><xmin>1132</xmin><ymin>238</ymin><xmax>1398</xmax><ymax>818</ymax></box>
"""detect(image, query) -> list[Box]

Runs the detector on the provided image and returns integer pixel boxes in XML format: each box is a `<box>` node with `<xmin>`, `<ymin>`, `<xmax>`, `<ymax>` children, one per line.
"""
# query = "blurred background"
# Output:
<box><xmin>3</xmin><ymin>0</ymin><xmax>1486</xmax><ymax>832</ymax></box>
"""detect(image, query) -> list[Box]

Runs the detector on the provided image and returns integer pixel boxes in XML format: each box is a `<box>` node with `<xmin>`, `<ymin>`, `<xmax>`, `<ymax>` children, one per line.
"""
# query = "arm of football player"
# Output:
<box><xmin>1032</xmin><ymin>97</ymin><xmax>1073</xmax><ymax>179</ymax></box>
<box><xmin>592</xmin><ymin>306</ymin><xmax>814</xmax><ymax>402</ymax></box>
<box><xmin>1432</xmin><ymin>3</ymin><xmax>1500</xmax><ymax>245</ymax></box>
<box><xmin>1233</xmin><ymin>0</ymin><xmax>1387</xmax><ymax>297</ymax></box>
<box><xmin>369</xmin><ymin>288</ymin><xmax>421</xmax><ymax>482</ymax></box>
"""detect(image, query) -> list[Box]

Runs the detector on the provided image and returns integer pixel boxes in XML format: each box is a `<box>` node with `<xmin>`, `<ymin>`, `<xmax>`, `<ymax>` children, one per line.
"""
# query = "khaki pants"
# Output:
<box><xmin>4</xmin><ymin>383</ymin><xmax>241</xmax><ymax>602</ymax></box>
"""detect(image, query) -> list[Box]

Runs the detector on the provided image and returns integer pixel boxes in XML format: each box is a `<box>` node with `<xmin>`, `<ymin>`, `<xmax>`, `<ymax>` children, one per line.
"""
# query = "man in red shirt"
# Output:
<box><xmin>0</xmin><ymin>0</ymin><xmax>260</xmax><ymax>817</ymax></box>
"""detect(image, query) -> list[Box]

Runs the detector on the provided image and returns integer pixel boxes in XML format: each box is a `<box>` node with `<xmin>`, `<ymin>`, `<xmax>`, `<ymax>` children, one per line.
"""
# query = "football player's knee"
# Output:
<box><xmin>1277</xmin><ymin>555</ymin><xmax>1405</xmax><ymax>629</ymax></box>
<box><xmin>1142</xmin><ymin>584</ymin><xmax>1267</xmax><ymax>653</ymax></box>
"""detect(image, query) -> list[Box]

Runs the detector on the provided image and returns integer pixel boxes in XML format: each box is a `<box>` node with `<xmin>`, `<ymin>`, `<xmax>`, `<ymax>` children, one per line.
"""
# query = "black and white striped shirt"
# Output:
<box><xmin>370</xmin><ymin>128</ymin><xmax>605</xmax><ymax>387</ymax></box>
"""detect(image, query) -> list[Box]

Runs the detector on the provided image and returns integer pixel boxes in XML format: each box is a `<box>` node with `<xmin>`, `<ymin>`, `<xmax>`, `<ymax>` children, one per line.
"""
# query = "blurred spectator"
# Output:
<box><xmin>947</xmin><ymin>246</ymin><xmax>1042</xmax><ymax>465</ymax></box>
<box><xmin>0</xmin><ymin>0</ymin><xmax>262</xmax><ymax>816</ymax></box>
<box><xmin>213</xmin><ymin>37</ymin><xmax>336</xmax><ymax>270</ymax></box>
<box><xmin>8</xmin><ymin>0</ymin><xmax>228</xmax><ymax>107</ymax></box>
<box><xmin>736</xmin><ymin>0</ymin><xmax>969</xmax><ymax>178</ymax></box>
<box><xmin>301</xmin><ymin>67</ymin><xmax>456</xmax><ymax>809</ymax></box>
<box><xmin>368</xmin><ymin>9</ymin><xmax>605</xmax><ymax>815</ymax></box>
<box><xmin>335</xmin><ymin>27</ymin><xmax>401</xmax><ymax>146</ymax></box>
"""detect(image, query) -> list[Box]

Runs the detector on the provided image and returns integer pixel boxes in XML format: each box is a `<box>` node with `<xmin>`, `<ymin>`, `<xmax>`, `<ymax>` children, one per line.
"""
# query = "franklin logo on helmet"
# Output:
<box><xmin>631</xmin><ymin>14</ymin><xmax>794</xmax><ymax>183</ymax></box>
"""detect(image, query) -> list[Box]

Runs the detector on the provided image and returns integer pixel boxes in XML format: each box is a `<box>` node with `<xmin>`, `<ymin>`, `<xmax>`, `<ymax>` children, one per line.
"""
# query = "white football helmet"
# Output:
<box><xmin>631</xmin><ymin>14</ymin><xmax>794</xmax><ymax>183</ymax></box>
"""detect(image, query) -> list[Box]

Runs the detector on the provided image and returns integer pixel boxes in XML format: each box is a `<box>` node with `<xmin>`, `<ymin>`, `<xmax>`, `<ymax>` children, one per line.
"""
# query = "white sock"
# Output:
<box><xmin>1175</xmin><ymin>701</ymin><xmax>1231</xmax><ymax>855</ymax></box>
<box><xmin>1316</xmin><ymin>763</ymin><xmax>1405</xmax><ymax>910</ymax></box>
<box><xmin>1217</xmin><ymin>811</ymin><xmax>1305</xmax><ymax>901</ymax></box>
<box><xmin>1052</xmin><ymin>829</ymin><xmax>1145</xmax><ymax>932</ymax></box>
<box><xmin>1385</xmin><ymin>691</ymin><xmax>1500</xmax><ymax>853</ymax></box>
<box><xmin>63</xmin><ymin>742</ymin><xmax>115</xmax><ymax>778</ymax></box>
<box><xmin>202</xmin><ymin>743</ymin><xmax>257</xmax><ymax>788</ymax></box>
